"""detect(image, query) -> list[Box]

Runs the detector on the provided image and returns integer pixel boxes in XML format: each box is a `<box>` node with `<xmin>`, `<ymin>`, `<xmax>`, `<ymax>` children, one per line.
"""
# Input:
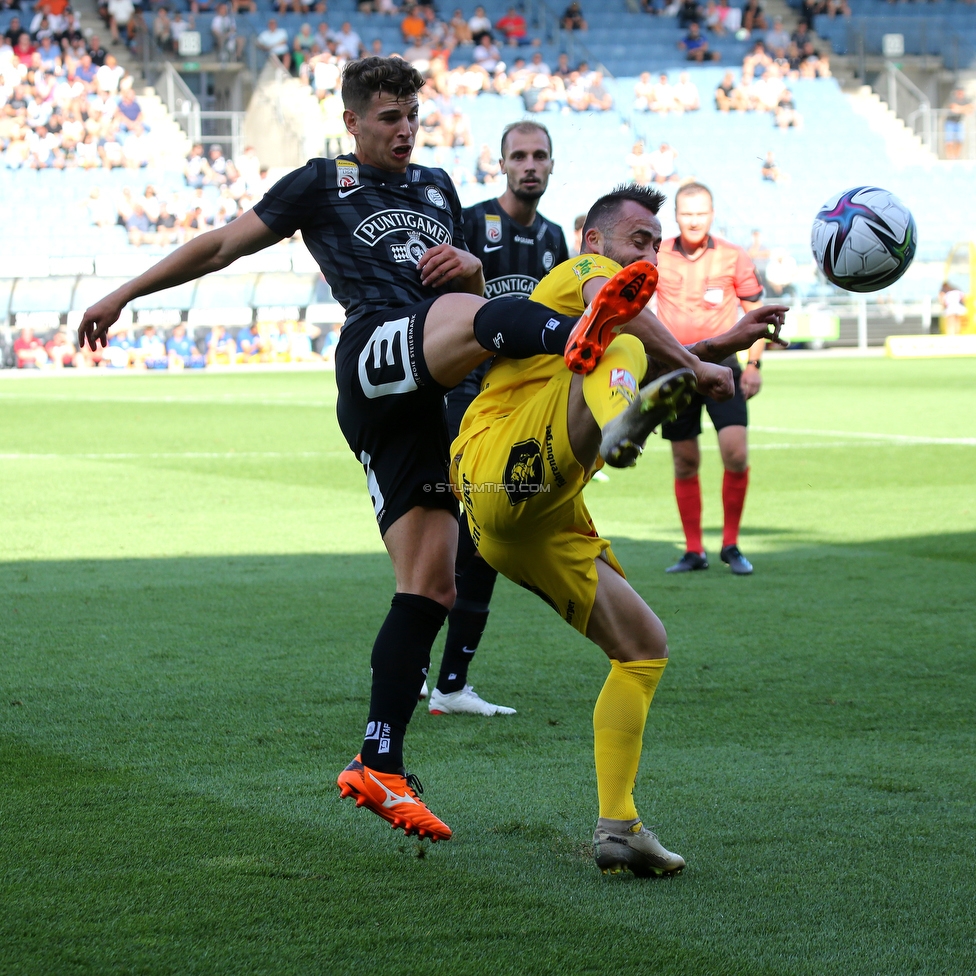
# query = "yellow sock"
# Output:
<box><xmin>581</xmin><ymin>333</ymin><xmax>648</xmax><ymax>430</ymax></box>
<box><xmin>593</xmin><ymin>658</ymin><xmax>667</xmax><ymax>821</ymax></box>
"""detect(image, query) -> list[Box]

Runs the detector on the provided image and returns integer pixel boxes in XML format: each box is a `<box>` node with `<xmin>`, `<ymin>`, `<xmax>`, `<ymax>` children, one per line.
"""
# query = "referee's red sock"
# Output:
<box><xmin>674</xmin><ymin>475</ymin><xmax>704</xmax><ymax>554</ymax></box>
<box><xmin>722</xmin><ymin>468</ymin><xmax>750</xmax><ymax>548</ymax></box>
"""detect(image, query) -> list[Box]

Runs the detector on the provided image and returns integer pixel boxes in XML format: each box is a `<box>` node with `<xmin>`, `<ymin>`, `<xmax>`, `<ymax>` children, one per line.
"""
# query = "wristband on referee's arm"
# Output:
<box><xmin>746</xmin><ymin>359</ymin><xmax>761</xmax><ymax>369</ymax></box>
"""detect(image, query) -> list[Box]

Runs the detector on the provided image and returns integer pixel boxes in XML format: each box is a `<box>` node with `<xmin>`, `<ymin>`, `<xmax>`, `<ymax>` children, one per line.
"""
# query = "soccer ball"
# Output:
<box><xmin>811</xmin><ymin>186</ymin><xmax>917</xmax><ymax>292</ymax></box>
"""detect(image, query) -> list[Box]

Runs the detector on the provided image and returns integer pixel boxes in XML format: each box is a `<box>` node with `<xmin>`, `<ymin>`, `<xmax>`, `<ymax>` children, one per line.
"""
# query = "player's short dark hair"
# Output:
<box><xmin>341</xmin><ymin>56</ymin><xmax>425</xmax><ymax>115</ymax></box>
<box><xmin>500</xmin><ymin>120</ymin><xmax>553</xmax><ymax>157</ymax></box>
<box><xmin>674</xmin><ymin>181</ymin><xmax>713</xmax><ymax>208</ymax></box>
<box><xmin>581</xmin><ymin>183</ymin><xmax>667</xmax><ymax>239</ymax></box>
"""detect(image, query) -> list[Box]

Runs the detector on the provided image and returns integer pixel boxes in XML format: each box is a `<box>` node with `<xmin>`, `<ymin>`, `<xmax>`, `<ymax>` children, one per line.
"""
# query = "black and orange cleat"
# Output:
<box><xmin>564</xmin><ymin>261</ymin><xmax>659</xmax><ymax>375</ymax></box>
<box><xmin>337</xmin><ymin>755</ymin><xmax>453</xmax><ymax>842</ymax></box>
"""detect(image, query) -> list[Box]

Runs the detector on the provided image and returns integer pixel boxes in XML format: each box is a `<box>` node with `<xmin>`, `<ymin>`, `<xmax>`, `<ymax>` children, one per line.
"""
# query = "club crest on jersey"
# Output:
<box><xmin>336</xmin><ymin>159</ymin><xmax>359</xmax><ymax>188</ymax></box>
<box><xmin>485</xmin><ymin>214</ymin><xmax>502</xmax><ymax>244</ymax></box>
<box><xmin>543</xmin><ymin>250</ymin><xmax>555</xmax><ymax>271</ymax></box>
<box><xmin>390</xmin><ymin>232</ymin><xmax>429</xmax><ymax>266</ymax></box>
<box><xmin>425</xmin><ymin>185</ymin><xmax>446</xmax><ymax>209</ymax></box>
<box><xmin>354</xmin><ymin>209</ymin><xmax>452</xmax><ymax>248</ymax></box>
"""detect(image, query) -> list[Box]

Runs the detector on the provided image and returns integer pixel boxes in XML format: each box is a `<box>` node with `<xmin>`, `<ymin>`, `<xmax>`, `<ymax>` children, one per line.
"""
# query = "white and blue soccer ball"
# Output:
<box><xmin>811</xmin><ymin>186</ymin><xmax>917</xmax><ymax>293</ymax></box>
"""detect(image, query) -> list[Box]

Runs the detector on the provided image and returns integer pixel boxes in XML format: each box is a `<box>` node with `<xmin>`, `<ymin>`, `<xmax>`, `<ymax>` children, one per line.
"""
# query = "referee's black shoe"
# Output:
<box><xmin>720</xmin><ymin>545</ymin><xmax>754</xmax><ymax>575</ymax></box>
<box><xmin>665</xmin><ymin>551</ymin><xmax>709</xmax><ymax>573</ymax></box>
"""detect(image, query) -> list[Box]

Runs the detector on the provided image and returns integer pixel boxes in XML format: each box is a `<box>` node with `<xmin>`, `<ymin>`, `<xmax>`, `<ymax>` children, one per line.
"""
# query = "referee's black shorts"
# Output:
<box><xmin>335</xmin><ymin>298</ymin><xmax>459</xmax><ymax>536</ymax></box>
<box><xmin>661</xmin><ymin>356</ymin><xmax>748</xmax><ymax>441</ymax></box>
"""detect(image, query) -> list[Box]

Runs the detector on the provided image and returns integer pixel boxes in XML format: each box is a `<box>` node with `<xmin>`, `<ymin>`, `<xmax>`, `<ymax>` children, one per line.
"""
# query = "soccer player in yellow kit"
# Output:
<box><xmin>451</xmin><ymin>185</ymin><xmax>787</xmax><ymax>875</ymax></box>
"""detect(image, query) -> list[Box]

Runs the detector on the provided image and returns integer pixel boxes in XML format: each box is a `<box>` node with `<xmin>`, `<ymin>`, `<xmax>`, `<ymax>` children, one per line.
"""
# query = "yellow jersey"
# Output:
<box><xmin>456</xmin><ymin>252</ymin><xmax>623</xmax><ymax>444</ymax></box>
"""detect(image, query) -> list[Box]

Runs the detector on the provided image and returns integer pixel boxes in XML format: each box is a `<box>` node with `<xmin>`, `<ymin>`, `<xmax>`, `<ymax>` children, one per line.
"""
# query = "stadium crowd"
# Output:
<box><xmin>8</xmin><ymin>318</ymin><xmax>339</xmax><ymax>369</ymax></box>
<box><xmin>0</xmin><ymin>5</ymin><xmax>161</xmax><ymax>170</ymax></box>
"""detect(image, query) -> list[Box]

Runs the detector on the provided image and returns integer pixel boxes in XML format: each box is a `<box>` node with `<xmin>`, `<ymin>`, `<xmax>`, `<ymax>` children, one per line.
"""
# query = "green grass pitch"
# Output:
<box><xmin>1</xmin><ymin>356</ymin><xmax>974</xmax><ymax>976</ymax></box>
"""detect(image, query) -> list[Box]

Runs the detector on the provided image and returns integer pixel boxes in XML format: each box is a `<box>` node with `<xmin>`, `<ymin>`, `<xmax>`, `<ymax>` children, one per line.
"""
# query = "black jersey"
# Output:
<box><xmin>461</xmin><ymin>198</ymin><xmax>569</xmax><ymax>301</ymax></box>
<box><xmin>253</xmin><ymin>155</ymin><xmax>467</xmax><ymax>329</ymax></box>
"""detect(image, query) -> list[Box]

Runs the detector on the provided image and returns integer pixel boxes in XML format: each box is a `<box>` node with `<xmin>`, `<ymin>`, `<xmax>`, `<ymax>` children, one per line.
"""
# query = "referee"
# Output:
<box><xmin>654</xmin><ymin>182</ymin><xmax>765</xmax><ymax>575</ymax></box>
<box><xmin>428</xmin><ymin>120</ymin><xmax>569</xmax><ymax>716</ymax></box>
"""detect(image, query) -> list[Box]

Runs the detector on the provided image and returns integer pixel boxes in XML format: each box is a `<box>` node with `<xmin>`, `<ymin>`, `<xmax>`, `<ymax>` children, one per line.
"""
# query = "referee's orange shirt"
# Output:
<box><xmin>655</xmin><ymin>236</ymin><xmax>763</xmax><ymax>345</ymax></box>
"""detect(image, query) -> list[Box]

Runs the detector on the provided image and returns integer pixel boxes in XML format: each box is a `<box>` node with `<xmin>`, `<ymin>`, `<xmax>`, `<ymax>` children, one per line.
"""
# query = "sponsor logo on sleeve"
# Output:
<box><xmin>336</xmin><ymin>159</ymin><xmax>359</xmax><ymax>188</ymax></box>
<box><xmin>485</xmin><ymin>213</ymin><xmax>502</xmax><ymax>244</ymax></box>
<box><xmin>573</xmin><ymin>257</ymin><xmax>595</xmax><ymax>280</ymax></box>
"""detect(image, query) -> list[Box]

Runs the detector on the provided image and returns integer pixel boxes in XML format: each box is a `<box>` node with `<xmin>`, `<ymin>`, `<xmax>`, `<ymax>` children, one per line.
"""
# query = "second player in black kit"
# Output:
<box><xmin>430</xmin><ymin>121</ymin><xmax>570</xmax><ymax>717</ymax></box>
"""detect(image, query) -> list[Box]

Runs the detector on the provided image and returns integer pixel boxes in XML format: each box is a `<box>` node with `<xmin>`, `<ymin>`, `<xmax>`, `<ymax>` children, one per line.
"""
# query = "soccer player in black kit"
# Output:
<box><xmin>428</xmin><ymin>120</ymin><xmax>569</xmax><ymax>717</ymax></box>
<box><xmin>77</xmin><ymin>57</ymin><xmax>661</xmax><ymax>843</ymax></box>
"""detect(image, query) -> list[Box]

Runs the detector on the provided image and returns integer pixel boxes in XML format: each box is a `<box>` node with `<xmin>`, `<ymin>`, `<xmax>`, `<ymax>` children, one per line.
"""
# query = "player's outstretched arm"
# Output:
<box><xmin>581</xmin><ymin>277</ymin><xmax>734</xmax><ymax>401</ymax></box>
<box><xmin>690</xmin><ymin>304</ymin><xmax>790</xmax><ymax>364</ymax></box>
<box><xmin>78</xmin><ymin>210</ymin><xmax>283</xmax><ymax>350</ymax></box>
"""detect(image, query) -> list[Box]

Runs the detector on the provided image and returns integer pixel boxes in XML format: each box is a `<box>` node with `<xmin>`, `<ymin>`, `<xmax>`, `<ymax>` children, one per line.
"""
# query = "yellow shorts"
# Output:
<box><xmin>451</xmin><ymin>369</ymin><xmax>624</xmax><ymax>636</ymax></box>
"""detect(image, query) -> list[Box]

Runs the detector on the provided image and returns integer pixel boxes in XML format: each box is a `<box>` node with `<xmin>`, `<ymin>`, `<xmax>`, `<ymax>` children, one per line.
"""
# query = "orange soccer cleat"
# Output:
<box><xmin>564</xmin><ymin>261</ymin><xmax>659</xmax><ymax>375</ymax></box>
<box><xmin>337</xmin><ymin>755</ymin><xmax>453</xmax><ymax>842</ymax></box>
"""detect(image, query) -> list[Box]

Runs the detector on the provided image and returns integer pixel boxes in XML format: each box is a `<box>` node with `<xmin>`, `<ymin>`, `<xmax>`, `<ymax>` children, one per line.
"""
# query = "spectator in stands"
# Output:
<box><xmin>742</xmin><ymin>39</ymin><xmax>770</xmax><ymax>81</ymax></box>
<box><xmin>320</xmin><ymin>322</ymin><xmax>341</xmax><ymax>365</ymax></box>
<box><xmin>45</xmin><ymin>328</ymin><xmax>78</xmax><ymax>368</ymax></box>
<box><xmin>673</xmin><ymin>71</ymin><xmax>700</xmax><ymax>111</ymax></box>
<box><xmin>572</xmin><ymin>214</ymin><xmax>585</xmax><ymax>256</ymax></box>
<box><xmin>714</xmin><ymin>70</ymin><xmax>749</xmax><ymax>111</ymax></box>
<box><xmin>136</xmin><ymin>325</ymin><xmax>168</xmax><ymax>368</ymax></box>
<box><xmin>495</xmin><ymin>6</ymin><xmax>529</xmax><ymax>46</ymax></box>
<box><xmin>14</xmin><ymin>326</ymin><xmax>50</xmax><ymax>368</ymax></box>
<box><xmin>105</xmin><ymin>324</ymin><xmax>137</xmax><ymax>367</ymax></box>
<box><xmin>206</xmin><ymin>324</ymin><xmax>237</xmax><ymax>364</ymax></box>
<box><xmin>586</xmin><ymin>70</ymin><xmax>613</xmax><ymax>111</ymax></box>
<box><xmin>752</xmin><ymin>61</ymin><xmax>784</xmax><ymax>111</ymax></box>
<box><xmin>334</xmin><ymin>21</ymin><xmax>364</xmax><ymax>59</ymax></box>
<box><xmin>561</xmin><ymin>0</ymin><xmax>587</xmax><ymax>31</ymax></box>
<box><xmin>677</xmin><ymin>0</ymin><xmax>702</xmax><ymax>28</ymax></box>
<box><xmin>626</xmin><ymin>140</ymin><xmax>652</xmax><ymax>186</ymax></box>
<box><xmin>764</xmin><ymin>17</ymin><xmax>789</xmax><ymax>54</ymax></box>
<box><xmin>649</xmin><ymin>72</ymin><xmax>675</xmax><ymax>112</ymax></box>
<box><xmin>474</xmin><ymin>143</ymin><xmax>501</xmax><ymax>184</ymax></box>
<box><xmin>125</xmin><ymin>202</ymin><xmax>155</xmax><ymax>243</ymax></box>
<box><xmin>4</xmin><ymin>17</ymin><xmax>24</xmax><ymax>47</ymax></box>
<box><xmin>703</xmin><ymin>0</ymin><xmax>725</xmax><ymax>35</ymax></box>
<box><xmin>741</xmin><ymin>0</ymin><xmax>765</xmax><ymax>33</ymax></box>
<box><xmin>764</xmin><ymin>249</ymin><xmax>796</xmax><ymax>299</ymax></box>
<box><xmin>13</xmin><ymin>32</ymin><xmax>37</xmax><ymax>65</ymax></box>
<box><xmin>679</xmin><ymin>22</ymin><xmax>718</xmax><ymax>62</ymax></box>
<box><xmin>401</xmin><ymin>5</ymin><xmax>426</xmax><ymax>45</ymax></box>
<box><xmin>107</xmin><ymin>0</ymin><xmax>137</xmax><ymax>47</ymax></box>
<box><xmin>472</xmin><ymin>32</ymin><xmax>501</xmax><ymax>74</ymax></box>
<box><xmin>166</xmin><ymin>324</ymin><xmax>206</xmax><ymax>369</ymax></box>
<box><xmin>945</xmin><ymin>87</ymin><xmax>973</xmax><ymax>161</ymax></box>
<box><xmin>236</xmin><ymin>323</ymin><xmax>267</xmax><ymax>361</ymax></box>
<box><xmin>212</xmin><ymin>3</ymin><xmax>245</xmax><ymax>60</ymax></box>
<box><xmin>774</xmin><ymin>87</ymin><xmax>801</xmax><ymax>129</ymax></box>
<box><xmin>152</xmin><ymin>6</ymin><xmax>174</xmax><ymax>52</ymax></box>
<box><xmin>648</xmin><ymin>141</ymin><xmax>678</xmax><ymax>182</ymax></box>
<box><xmin>95</xmin><ymin>52</ymin><xmax>125</xmax><ymax>92</ymax></box>
<box><xmin>257</xmin><ymin>18</ymin><xmax>291</xmax><ymax>68</ymax></box>
<box><xmin>761</xmin><ymin>150</ymin><xmax>779</xmax><ymax>182</ymax></box>
<box><xmin>467</xmin><ymin>5</ymin><xmax>491</xmax><ymax>40</ymax></box>
<box><xmin>633</xmin><ymin>72</ymin><xmax>654</xmax><ymax>112</ymax></box>
<box><xmin>938</xmin><ymin>282</ymin><xmax>967</xmax><ymax>335</ymax></box>
<box><xmin>448</xmin><ymin>8</ymin><xmax>473</xmax><ymax>45</ymax></box>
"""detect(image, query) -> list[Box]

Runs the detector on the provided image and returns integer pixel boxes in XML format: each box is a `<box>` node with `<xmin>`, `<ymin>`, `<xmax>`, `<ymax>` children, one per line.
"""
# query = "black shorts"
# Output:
<box><xmin>335</xmin><ymin>297</ymin><xmax>459</xmax><ymax>535</ymax></box>
<box><xmin>661</xmin><ymin>356</ymin><xmax>748</xmax><ymax>441</ymax></box>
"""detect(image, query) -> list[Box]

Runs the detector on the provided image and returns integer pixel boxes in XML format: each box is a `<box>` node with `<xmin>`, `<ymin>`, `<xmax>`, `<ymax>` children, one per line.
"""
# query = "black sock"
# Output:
<box><xmin>361</xmin><ymin>592</ymin><xmax>448</xmax><ymax>772</ymax></box>
<box><xmin>473</xmin><ymin>296</ymin><xmax>577</xmax><ymax>359</ymax></box>
<box><xmin>437</xmin><ymin>556</ymin><xmax>498</xmax><ymax>694</ymax></box>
